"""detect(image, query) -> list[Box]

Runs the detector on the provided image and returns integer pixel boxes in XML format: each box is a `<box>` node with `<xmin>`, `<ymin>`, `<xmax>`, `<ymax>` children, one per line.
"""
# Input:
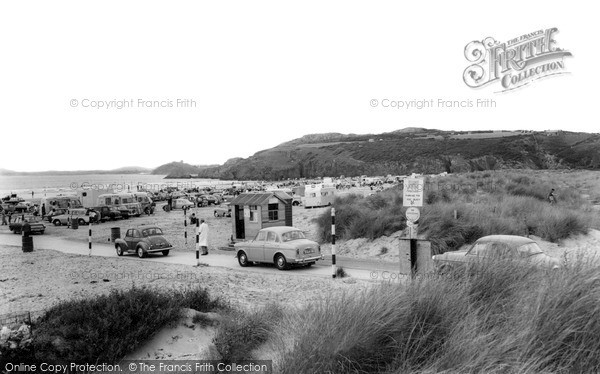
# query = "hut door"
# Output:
<box><xmin>235</xmin><ymin>205</ymin><xmax>245</xmax><ymax>239</ymax></box>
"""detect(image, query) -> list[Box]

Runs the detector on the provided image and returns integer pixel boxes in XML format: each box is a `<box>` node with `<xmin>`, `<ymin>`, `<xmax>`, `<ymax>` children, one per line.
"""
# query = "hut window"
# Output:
<box><xmin>268</xmin><ymin>203</ymin><xmax>279</xmax><ymax>221</ymax></box>
<box><xmin>249</xmin><ymin>205</ymin><xmax>258</xmax><ymax>222</ymax></box>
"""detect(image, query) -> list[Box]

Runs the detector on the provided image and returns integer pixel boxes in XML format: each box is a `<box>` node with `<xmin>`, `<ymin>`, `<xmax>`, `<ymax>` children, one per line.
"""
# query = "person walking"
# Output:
<box><xmin>1</xmin><ymin>208</ymin><xmax>6</xmax><ymax>225</ymax></box>
<box><xmin>199</xmin><ymin>218</ymin><xmax>209</xmax><ymax>255</ymax></box>
<box><xmin>548</xmin><ymin>188</ymin><xmax>557</xmax><ymax>205</ymax></box>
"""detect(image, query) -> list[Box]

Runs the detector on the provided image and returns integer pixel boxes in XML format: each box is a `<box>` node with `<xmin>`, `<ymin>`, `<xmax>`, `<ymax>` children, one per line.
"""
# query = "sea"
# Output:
<box><xmin>0</xmin><ymin>174</ymin><xmax>234</xmax><ymax>200</ymax></box>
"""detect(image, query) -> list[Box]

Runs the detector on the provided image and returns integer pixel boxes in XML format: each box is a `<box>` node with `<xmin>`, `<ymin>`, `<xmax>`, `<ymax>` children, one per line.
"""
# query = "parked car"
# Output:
<box><xmin>163</xmin><ymin>198</ymin><xmax>194</xmax><ymax>211</ymax></box>
<box><xmin>92</xmin><ymin>206</ymin><xmax>122</xmax><ymax>222</ymax></box>
<box><xmin>114</xmin><ymin>226</ymin><xmax>173</xmax><ymax>258</ymax></box>
<box><xmin>214</xmin><ymin>203</ymin><xmax>231</xmax><ymax>217</ymax></box>
<box><xmin>9</xmin><ymin>215</ymin><xmax>45</xmax><ymax>235</ymax></box>
<box><xmin>199</xmin><ymin>194</ymin><xmax>220</xmax><ymax>206</ymax></box>
<box><xmin>235</xmin><ymin>226</ymin><xmax>323</xmax><ymax>270</ymax></box>
<box><xmin>44</xmin><ymin>207</ymin><xmax>69</xmax><ymax>222</ymax></box>
<box><xmin>292</xmin><ymin>195</ymin><xmax>302</xmax><ymax>206</ymax></box>
<box><xmin>432</xmin><ymin>235</ymin><xmax>561</xmax><ymax>273</ymax></box>
<box><xmin>51</xmin><ymin>208</ymin><xmax>91</xmax><ymax>226</ymax></box>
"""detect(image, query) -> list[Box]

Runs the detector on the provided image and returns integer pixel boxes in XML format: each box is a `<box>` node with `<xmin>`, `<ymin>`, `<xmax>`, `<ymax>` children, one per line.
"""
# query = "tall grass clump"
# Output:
<box><xmin>213</xmin><ymin>303</ymin><xmax>283</xmax><ymax>363</ymax></box>
<box><xmin>267</xmin><ymin>260</ymin><xmax>600</xmax><ymax>373</ymax></box>
<box><xmin>314</xmin><ymin>190</ymin><xmax>406</xmax><ymax>241</ymax></box>
<box><xmin>31</xmin><ymin>286</ymin><xmax>224</xmax><ymax>363</ymax></box>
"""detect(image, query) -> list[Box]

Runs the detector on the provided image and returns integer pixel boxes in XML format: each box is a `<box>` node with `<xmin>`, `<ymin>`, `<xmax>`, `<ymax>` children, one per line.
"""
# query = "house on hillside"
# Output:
<box><xmin>229</xmin><ymin>191</ymin><xmax>293</xmax><ymax>240</ymax></box>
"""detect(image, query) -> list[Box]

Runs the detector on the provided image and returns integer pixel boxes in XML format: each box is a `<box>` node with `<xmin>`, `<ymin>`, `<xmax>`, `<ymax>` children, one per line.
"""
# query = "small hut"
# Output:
<box><xmin>229</xmin><ymin>191</ymin><xmax>293</xmax><ymax>240</ymax></box>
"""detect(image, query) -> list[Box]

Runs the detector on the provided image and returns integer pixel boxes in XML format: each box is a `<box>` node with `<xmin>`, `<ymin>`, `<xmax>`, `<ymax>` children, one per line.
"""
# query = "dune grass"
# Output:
<box><xmin>24</xmin><ymin>286</ymin><xmax>224</xmax><ymax>364</ymax></box>
<box><xmin>315</xmin><ymin>170</ymin><xmax>600</xmax><ymax>253</ymax></box>
<box><xmin>263</xmin><ymin>258</ymin><xmax>600</xmax><ymax>373</ymax></box>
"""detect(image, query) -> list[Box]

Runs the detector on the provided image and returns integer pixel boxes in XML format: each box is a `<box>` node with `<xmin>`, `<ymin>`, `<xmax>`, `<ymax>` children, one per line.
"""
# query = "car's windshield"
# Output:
<box><xmin>517</xmin><ymin>243</ymin><xmax>544</xmax><ymax>257</ymax></box>
<box><xmin>281</xmin><ymin>230</ymin><xmax>306</xmax><ymax>242</ymax></box>
<box><xmin>142</xmin><ymin>228</ymin><xmax>163</xmax><ymax>237</ymax></box>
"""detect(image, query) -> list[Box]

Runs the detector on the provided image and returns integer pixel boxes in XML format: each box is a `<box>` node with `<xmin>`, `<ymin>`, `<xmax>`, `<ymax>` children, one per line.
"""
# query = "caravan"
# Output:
<box><xmin>302</xmin><ymin>183</ymin><xmax>336</xmax><ymax>208</ymax></box>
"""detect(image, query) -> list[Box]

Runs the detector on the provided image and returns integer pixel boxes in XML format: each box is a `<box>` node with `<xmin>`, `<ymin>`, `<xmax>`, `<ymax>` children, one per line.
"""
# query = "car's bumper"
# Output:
<box><xmin>291</xmin><ymin>254</ymin><xmax>324</xmax><ymax>264</ymax></box>
<box><xmin>146</xmin><ymin>245</ymin><xmax>173</xmax><ymax>253</ymax></box>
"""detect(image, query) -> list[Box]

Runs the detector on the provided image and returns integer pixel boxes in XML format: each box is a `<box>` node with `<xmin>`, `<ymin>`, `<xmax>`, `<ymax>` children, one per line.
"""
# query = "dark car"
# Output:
<box><xmin>9</xmin><ymin>215</ymin><xmax>46</xmax><ymax>235</ymax></box>
<box><xmin>92</xmin><ymin>206</ymin><xmax>122</xmax><ymax>222</ymax></box>
<box><xmin>114</xmin><ymin>226</ymin><xmax>173</xmax><ymax>258</ymax></box>
<box><xmin>432</xmin><ymin>235</ymin><xmax>561</xmax><ymax>273</ymax></box>
<box><xmin>234</xmin><ymin>226</ymin><xmax>323</xmax><ymax>270</ymax></box>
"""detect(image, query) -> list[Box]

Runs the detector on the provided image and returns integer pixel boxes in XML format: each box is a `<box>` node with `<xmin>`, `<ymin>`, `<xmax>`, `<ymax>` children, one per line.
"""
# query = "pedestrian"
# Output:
<box><xmin>190</xmin><ymin>213</ymin><xmax>197</xmax><ymax>225</ymax></box>
<box><xmin>199</xmin><ymin>218</ymin><xmax>209</xmax><ymax>255</ymax></box>
<box><xmin>31</xmin><ymin>191</ymin><xmax>34</xmax><ymax>198</ymax></box>
<box><xmin>41</xmin><ymin>203</ymin><xmax>46</xmax><ymax>217</ymax></box>
<box><xmin>1</xmin><ymin>209</ymin><xmax>6</xmax><ymax>226</ymax></box>
<box><xmin>168</xmin><ymin>194</ymin><xmax>173</xmax><ymax>210</ymax></box>
<box><xmin>8</xmin><ymin>211</ymin><xmax>12</xmax><ymax>224</ymax></box>
<box><xmin>548</xmin><ymin>188</ymin><xmax>557</xmax><ymax>205</ymax></box>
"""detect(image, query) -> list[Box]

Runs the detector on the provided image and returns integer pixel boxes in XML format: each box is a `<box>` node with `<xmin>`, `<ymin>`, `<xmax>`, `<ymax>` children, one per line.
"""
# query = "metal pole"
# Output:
<box><xmin>331</xmin><ymin>208</ymin><xmax>336</xmax><ymax>279</ymax></box>
<box><xmin>184</xmin><ymin>207</ymin><xmax>188</xmax><ymax>244</ymax></box>
<box><xmin>88</xmin><ymin>226</ymin><xmax>92</xmax><ymax>256</ymax></box>
<box><xmin>195</xmin><ymin>218</ymin><xmax>200</xmax><ymax>266</ymax></box>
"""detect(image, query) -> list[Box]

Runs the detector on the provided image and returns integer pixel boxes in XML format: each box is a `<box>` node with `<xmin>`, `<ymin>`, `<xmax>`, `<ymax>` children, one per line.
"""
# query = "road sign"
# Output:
<box><xmin>405</xmin><ymin>207</ymin><xmax>420</xmax><ymax>222</ymax></box>
<box><xmin>403</xmin><ymin>178</ymin><xmax>424</xmax><ymax>207</ymax></box>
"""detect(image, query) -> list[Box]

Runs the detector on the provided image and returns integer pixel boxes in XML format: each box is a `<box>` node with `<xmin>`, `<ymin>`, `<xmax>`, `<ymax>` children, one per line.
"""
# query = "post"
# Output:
<box><xmin>195</xmin><ymin>218</ymin><xmax>200</xmax><ymax>266</ymax></box>
<box><xmin>184</xmin><ymin>207</ymin><xmax>188</xmax><ymax>245</ymax></box>
<box><xmin>331</xmin><ymin>208</ymin><xmax>336</xmax><ymax>279</ymax></box>
<box><xmin>88</xmin><ymin>226</ymin><xmax>92</xmax><ymax>256</ymax></box>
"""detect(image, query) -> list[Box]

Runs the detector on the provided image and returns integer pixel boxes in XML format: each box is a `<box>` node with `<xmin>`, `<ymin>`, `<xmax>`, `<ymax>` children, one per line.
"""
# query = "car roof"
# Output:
<box><xmin>260</xmin><ymin>226</ymin><xmax>299</xmax><ymax>234</ymax></box>
<box><xmin>475</xmin><ymin>235</ymin><xmax>536</xmax><ymax>245</ymax></box>
<box><xmin>135</xmin><ymin>226</ymin><xmax>161</xmax><ymax>231</ymax></box>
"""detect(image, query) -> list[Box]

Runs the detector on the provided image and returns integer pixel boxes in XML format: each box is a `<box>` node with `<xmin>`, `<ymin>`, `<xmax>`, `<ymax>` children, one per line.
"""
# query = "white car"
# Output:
<box><xmin>163</xmin><ymin>198</ymin><xmax>194</xmax><ymax>211</ymax></box>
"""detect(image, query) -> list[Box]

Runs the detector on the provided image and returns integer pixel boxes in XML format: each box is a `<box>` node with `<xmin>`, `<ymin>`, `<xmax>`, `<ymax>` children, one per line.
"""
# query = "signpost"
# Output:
<box><xmin>403</xmin><ymin>177</ymin><xmax>424</xmax><ymax>276</ymax></box>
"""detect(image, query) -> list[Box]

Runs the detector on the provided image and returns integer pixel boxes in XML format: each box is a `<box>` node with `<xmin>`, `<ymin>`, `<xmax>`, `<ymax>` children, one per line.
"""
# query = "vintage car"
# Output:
<box><xmin>9</xmin><ymin>215</ymin><xmax>46</xmax><ymax>235</ymax></box>
<box><xmin>163</xmin><ymin>198</ymin><xmax>194</xmax><ymax>211</ymax></box>
<box><xmin>114</xmin><ymin>226</ymin><xmax>173</xmax><ymax>258</ymax></box>
<box><xmin>213</xmin><ymin>203</ymin><xmax>231</xmax><ymax>217</ymax></box>
<box><xmin>51</xmin><ymin>208</ymin><xmax>91</xmax><ymax>226</ymax></box>
<box><xmin>432</xmin><ymin>235</ymin><xmax>561</xmax><ymax>273</ymax></box>
<box><xmin>44</xmin><ymin>207</ymin><xmax>69</xmax><ymax>222</ymax></box>
<box><xmin>91</xmin><ymin>206</ymin><xmax>122</xmax><ymax>222</ymax></box>
<box><xmin>235</xmin><ymin>226</ymin><xmax>323</xmax><ymax>270</ymax></box>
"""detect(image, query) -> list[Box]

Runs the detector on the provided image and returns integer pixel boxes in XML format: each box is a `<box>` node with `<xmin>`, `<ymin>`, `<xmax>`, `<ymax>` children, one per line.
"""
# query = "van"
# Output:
<box><xmin>97</xmin><ymin>193</ymin><xmax>142</xmax><ymax>218</ymax></box>
<box><xmin>133</xmin><ymin>192</ymin><xmax>155</xmax><ymax>214</ymax></box>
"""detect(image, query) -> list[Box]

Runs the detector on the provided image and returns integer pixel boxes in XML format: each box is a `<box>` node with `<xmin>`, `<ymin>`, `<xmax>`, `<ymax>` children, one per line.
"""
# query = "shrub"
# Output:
<box><xmin>31</xmin><ymin>286</ymin><xmax>223</xmax><ymax>363</ymax></box>
<box><xmin>213</xmin><ymin>303</ymin><xmax>283</xmax><ymax>363</ymax></box>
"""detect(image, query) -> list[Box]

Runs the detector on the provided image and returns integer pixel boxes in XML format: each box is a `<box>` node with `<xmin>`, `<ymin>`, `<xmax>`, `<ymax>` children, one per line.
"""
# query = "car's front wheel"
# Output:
<box><xmin>78</xmin><ymin>218</ymin><xmax>85</xmax><ymax>225</ymax></box>
<box><xmin>238</xmin><ymin>251</ymin><xmax>250</xmax><ymax>267</ymax></box>
<box><xmin>137</xmin><ymin>246</ymin><xmax>145</xmax><ymax>258</ymax></box>
<box><xmin>116</xmin><ymin>244</ymin><xmax>124</xmax><ymax>256</ymax></box>
<box><xmin>275</xmin><ymin>254</ymin><xmax>288</xmax><ymax>270</ymax></box>
<box><xmin>53</xmin><ymin>220</ymin><xmax>61</xmax><ymax>226</ymax></box>
<box><xmin>162</xmin><ymin>250</ymin><xmax>169</xmax><ymax>256</ymax></box>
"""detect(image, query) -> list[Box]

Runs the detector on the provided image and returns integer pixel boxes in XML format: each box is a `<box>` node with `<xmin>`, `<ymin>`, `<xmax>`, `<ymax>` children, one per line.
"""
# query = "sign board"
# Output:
<box><xmin>405</xmin><ymin>207</ymin><xmax>420</xmax><ymax>222</ymax></box>
<box><xmin>403</xmin><ymin>178</ymin><xmax>424</xmax><ymax>207</ymax></box>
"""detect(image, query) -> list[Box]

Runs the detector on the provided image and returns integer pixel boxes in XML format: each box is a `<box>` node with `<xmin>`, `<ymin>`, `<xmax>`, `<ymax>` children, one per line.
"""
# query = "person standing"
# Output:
<box><xmin>548</xmin><ymin>189</ymin><xmax>557</xmax><ymax>205</ymax></box>
<box><xmin>41</xmin><ymin>203</ymin><xmax>46</xmax><ymax>217</ymax></box>
<box><xmin>199</xmin><ymin>218</ymin><xmax>209</xmax><ymax>255</ymax></box>
<box><xmin>1</xmin><ymin>208</ymin><xmax>6</xmax><ymax>225</ymax></box>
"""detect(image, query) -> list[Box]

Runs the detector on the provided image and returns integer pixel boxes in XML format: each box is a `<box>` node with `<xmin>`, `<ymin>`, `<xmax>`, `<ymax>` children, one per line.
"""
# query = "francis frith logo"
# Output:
<box><xmin>463</xmin><ymin>28</ymin><xmax>572</xmax><ymax>92</ymax></box>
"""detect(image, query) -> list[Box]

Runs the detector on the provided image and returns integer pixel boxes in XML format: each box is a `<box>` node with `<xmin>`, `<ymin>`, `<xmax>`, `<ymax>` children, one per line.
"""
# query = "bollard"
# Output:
<box><xmin>331</xmin><ymin>208</ymin><xmax>336</xmax><ymax>278</ymax></box>
<box><xmin>184</xmin><ymin>207</ymin><xmax>188</xmax><ymax>245</ymax></box>
<box><xmin>88</xmin><ymin>226</ymin><xmax>92</xmax><ymax>256</ymax></box>
<box><xmin>195</xmin><ymin>219</ymin><xmax>200</xmax><ymax>266</ymax></box>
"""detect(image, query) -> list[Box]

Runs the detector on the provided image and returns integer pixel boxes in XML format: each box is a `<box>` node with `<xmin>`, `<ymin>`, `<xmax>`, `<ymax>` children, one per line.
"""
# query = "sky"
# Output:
<box><xmin>0</xmin><ymin>1</ymin><xmax>597</xmax><ymax>172</ymax></box>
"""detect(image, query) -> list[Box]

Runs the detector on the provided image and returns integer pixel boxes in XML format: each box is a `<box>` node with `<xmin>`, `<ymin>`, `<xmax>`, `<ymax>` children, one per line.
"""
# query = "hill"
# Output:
<box><xmin>0</xmin><ymin>166</ymin><xmax>152</xmax><ymax>176</ymax></box>
<box><xmin>196</xmin><ymin>129</ymin><xmax>600</xmax><ymax>180</ymax></box>
<box><xmin>152</xmin><ymin>161</ymin><xmax>219</xmax><ymax>178</ymax></box>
